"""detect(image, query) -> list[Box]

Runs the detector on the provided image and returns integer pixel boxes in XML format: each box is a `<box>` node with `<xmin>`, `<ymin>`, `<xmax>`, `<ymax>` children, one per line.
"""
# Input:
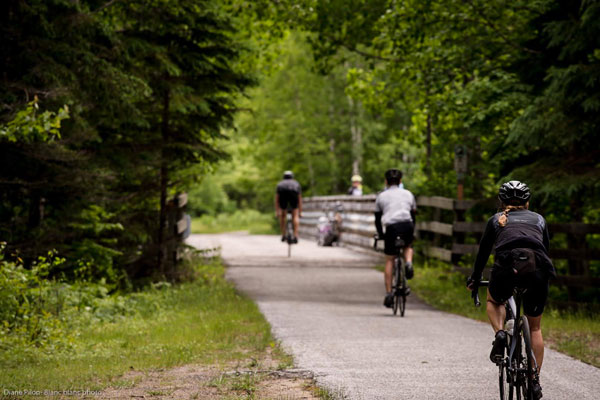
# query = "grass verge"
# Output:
<box><xmin>0</xmin><ymin>257</ymin><xmax>330</xmax><ymax>399</ymax></box>
<box><xmin>410</xmin><ymin>259</ymin><xmax>600</xmax><ymax>367</ymax></box>
<box><xmin>191</xmin><ymin>209</ymin><xmax>277</xmax><ymax>235</ymax></box>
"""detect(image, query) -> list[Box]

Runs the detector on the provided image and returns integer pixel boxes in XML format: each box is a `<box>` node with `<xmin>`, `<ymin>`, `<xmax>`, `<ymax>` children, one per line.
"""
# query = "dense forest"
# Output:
<box><xmin>1</xmin><ymin>1</ymin><xmax>599</xmax><ymax>292</ymax></box>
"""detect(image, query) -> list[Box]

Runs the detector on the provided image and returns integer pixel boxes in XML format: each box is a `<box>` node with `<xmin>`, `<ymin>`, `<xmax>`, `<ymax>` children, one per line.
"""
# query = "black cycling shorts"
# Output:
<box><xmin>488</xmin><ymin>254</ymin><xmax>549</xmax><ymax>317</ymax></box>
<box><xmin>384</xmin><ymin>221</ymin><xmax>414</xmax><ymax>256</ymax></box>
<box><xmin>278</xmin><ymin>190</ymin><xmax>299</xmax><ymax>210</ymax></box>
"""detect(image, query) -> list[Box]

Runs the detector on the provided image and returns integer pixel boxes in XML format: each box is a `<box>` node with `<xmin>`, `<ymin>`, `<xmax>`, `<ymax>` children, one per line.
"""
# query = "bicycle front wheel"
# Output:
<box><xmin>499</xmin><ymin>361</ymin><xmax>509</xmax><ymax>400</ymax></box>
<box><xmin>399</xmin><ymin>292</ymin><xmax>406</xmax><ymax>317</ymax></box>
<box><xmin>520</xmin><ymin>317</ymin><xmax>535</xmax><ymax>400</ymax></box>
<box><xmin>394</xmin><ymin>259</ymin><xmax>406</xmax><ymax>317</ymax></box>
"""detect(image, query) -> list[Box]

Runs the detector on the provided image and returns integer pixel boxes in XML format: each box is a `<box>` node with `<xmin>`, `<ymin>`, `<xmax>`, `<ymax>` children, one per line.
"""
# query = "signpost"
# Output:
<box><xmin>454</xmin><ymin>145</ymin><xmax>467</xmax><ymax>201</ymax></box>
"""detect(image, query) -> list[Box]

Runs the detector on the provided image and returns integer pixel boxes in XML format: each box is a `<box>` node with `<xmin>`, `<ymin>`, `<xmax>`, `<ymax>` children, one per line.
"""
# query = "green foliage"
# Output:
<box><xmin>0</xmin><ymin>244</ymin><xmax>69</xmax><ymax>348</ymax></box>
<box><xmin>191</xmin><ymin>31</ymin><xmax>419</xmax><ymax>211</ymax></box>
<box><xmin>0</xmin><ymin>98</ymin><xmax>69</xmax><ymax>143</ymax></box>
<box><xmin>1</xmin><ymin>257</ymin><xmax>275</xmax><ymax>391</ymax></box>
<box><xmin>271</xmin><ymin>0</ymin><xmax>598</xmax><ymax>217</ymax></box>
<box><xmin>191</xmin><ymin>210</ymin><xmax>277</xmax><ymax>235</ymax></box>
<box><xmin>0</xmin><ymin>0</ymin><xmax>254</xmax><ymax>281</ymax></box>
<box><xmin>187</xmin><ymin>174</ymin><xmax>235</xmax><ymax>216</ymax></box>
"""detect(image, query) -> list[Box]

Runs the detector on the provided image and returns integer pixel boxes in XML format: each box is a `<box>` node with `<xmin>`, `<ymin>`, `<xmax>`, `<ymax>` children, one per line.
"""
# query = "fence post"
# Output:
<box><xmin>452</xmin><ymin>204</ymin><xmax>465</xmax><ymax>265</ymax></box>
<box><xmin>566</xmin><ymin>230</ymin><xmax>589</xmax><ymax>302</ymax></box>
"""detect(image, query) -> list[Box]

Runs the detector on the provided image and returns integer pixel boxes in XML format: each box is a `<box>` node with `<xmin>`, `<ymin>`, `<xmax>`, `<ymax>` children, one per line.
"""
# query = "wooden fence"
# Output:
<box><xmin>300</xmin><ymin>195</ymin><xmax>600</xmax><ymax>300</ymax></box>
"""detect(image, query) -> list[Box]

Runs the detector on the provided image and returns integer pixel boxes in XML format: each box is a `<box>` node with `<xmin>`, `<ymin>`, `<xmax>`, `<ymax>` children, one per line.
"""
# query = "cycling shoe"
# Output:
<box><xmin>532</xmin><ymin>379</ymin><xmax>543</xmax><ymax>399</ymax></box>
<box><xmin>490</xmin><ymin>330</ymin><xmax>507</xmax><ymax>364</ymax></box>
<box><xmin>383</xmin><ymin>293</ymin><xmax>394</xmax><ymax>308</ymax></box>
<box><xmin>405</xmin><ymin>262</ymin><xmax>414</xmax><ymax>279</ymax></box>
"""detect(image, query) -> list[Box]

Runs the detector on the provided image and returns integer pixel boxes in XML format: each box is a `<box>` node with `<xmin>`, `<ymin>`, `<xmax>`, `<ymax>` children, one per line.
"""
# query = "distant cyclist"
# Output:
<box><xmin>275</xmin><ymin>171</ymin><xmax>302</xmax><ymax>243</ymax></box>
<box><xmin>347</xmin><ymin>174</ymin><xmax>363</xmax><ymax>196</ymax></box>
<box><xmin>466</xmin><ymin>181</ymin><xmax>555</xmax><ymax>400</ymax></box>
<box><xmin>374</xmin><ymin>169</ymin><xmax>417</xmax><ymax>308</ymax></box>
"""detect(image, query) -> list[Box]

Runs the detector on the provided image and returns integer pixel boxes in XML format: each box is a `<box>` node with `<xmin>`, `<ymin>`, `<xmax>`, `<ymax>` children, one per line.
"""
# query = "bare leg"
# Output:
<box><xmin>486</xmin><ymin>289</ymin><xmax>506</xmax><ymax>333</ymax></box>
<box><xmin>292</xmin><ymin>208</ymin><xmax>300</xmax><ymax>238</ymax></box>
<box><xmin>403</xmin><ymin>246</ymin><xmax>414</xmax><ymax>264</ymax></box>
<box><xmin>278</xmin><ymin>211</ymin><xmax>286</xmax><ymax>237</ymax></box>
<box><xmin>384</xmin><ymin>255</ymin><xmax>394</xmax><ymax>293</ymax></box>
<box><xmin>526</xmin><ymin>314</ymin><xmax>544</xmax><ymax>372</ymax></box>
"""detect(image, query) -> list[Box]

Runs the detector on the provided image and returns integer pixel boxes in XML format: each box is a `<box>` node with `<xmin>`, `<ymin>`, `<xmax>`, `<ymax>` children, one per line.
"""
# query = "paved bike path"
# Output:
<box><xmin>188</xmin><ymin>233</ymin><xmax>600</xmax><ymax>399</ymax></box>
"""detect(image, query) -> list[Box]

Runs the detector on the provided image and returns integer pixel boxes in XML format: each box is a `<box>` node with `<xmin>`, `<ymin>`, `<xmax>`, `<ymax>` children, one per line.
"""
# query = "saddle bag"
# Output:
<box><xmin>510</xmin><ymin>248</ymin><xmax>537</xmax><ymax>276</ymax></box>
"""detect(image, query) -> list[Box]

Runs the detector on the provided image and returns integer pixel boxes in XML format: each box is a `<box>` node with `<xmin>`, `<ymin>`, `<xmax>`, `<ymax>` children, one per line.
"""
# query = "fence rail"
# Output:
<box><xmin>300</xmin><ymin>194</ymin><xmax>600</xmax><ymax>299</ymax></box>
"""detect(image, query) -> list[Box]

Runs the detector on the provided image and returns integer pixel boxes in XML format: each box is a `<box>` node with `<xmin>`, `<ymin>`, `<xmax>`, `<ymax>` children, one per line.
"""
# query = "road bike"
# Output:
<box><xmin>374</xmin><ymin>235</ymin><xmax>408</xmax><ymax>316</ymax></box>
<box><xmin>472</xmin><ymin>281</ymin><xmax>540</xmax><ymax>400</ymax></box>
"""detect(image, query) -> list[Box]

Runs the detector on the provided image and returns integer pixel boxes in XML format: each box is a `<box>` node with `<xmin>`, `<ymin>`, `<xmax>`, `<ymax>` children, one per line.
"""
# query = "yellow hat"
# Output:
<box><xmin>351</xmin><ymin>175</ymin><xmax>362</xmax><ymax>182</ymax></box>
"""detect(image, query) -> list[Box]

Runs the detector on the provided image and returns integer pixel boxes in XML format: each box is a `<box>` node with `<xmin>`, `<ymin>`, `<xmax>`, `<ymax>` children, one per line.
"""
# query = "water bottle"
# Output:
<box><xmin>505</xmin><ymin>319</ymin><xmax>515</xmax><ymax>336</ymax></box>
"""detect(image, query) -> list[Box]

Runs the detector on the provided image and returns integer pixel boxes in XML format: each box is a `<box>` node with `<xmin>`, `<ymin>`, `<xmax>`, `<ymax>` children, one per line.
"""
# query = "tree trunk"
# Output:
<box><xmin>157</xmin><ymin>89</ymin><xmax>170</xmax><ymax>277</ymax></box>
<box><xmin>470</xmin><ymin>135</ymin><xmax>484</xmax><ymax>200</ymax></box>
<box><xmin>347</xmin><ymin>95</ymin><xmax>362</xmax><ymax>176</ymax></box>
<box><xmin>425</xmin><ymin>111</ymin><xmax>432</xmax><ymax>175</ymax></box>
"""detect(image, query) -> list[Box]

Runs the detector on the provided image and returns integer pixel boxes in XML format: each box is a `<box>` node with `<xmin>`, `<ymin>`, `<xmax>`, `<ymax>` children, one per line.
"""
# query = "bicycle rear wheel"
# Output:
<box><xmin>399</xmin><ymin>263</ymin><xmax>407</xmax><ymax>317</ymax></box>
<box><xmin>392</xmin><ymin>260</ymin><xmax>400</xmax><ymax>315</ymax></box>
<box><xmin>512</xmin><ymin>325</ymin><xmax>528</xmax><ymax>400</ymax></box>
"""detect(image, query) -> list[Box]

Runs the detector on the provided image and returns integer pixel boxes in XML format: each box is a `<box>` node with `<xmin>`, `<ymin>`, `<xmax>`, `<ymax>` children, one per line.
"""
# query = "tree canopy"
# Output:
<box><xmin>1</xmin><ymin>0</ymin><xmax>598</xmax><ymax>285</ymax></box>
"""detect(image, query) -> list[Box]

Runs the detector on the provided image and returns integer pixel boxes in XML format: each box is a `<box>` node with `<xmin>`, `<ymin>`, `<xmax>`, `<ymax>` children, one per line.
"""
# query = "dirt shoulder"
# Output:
<box><xmin>99</xmin><ymin>349</ymin><xmax>324</xmax><ymax>400</ymax></box>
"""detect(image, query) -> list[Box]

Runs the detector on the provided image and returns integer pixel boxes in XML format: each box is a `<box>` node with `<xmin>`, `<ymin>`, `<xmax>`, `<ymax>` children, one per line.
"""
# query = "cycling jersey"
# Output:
<box><xmin>276</xmin><ymin>179</ymin><xmax>302</xmax><ymax>210</ymax></box>
<box><xmin>473</xmin><ymin>209</ymin><xmax>555</xmax><ymax>279</ymax></box>
<box><xmin>375</xmin><ymin>186</ymin><xmax>416</xmax><ymax>226</ymax></box>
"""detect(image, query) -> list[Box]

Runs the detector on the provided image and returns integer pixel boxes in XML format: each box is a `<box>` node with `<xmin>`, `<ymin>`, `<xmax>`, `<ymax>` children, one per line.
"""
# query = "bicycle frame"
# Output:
<box><xmin>472</xmin><ymin>282</ymin><xmax>540</xmax><ymax>400</ymax></box>
<box><xmin>374</xmin><ymin>235</ymin><xmax>407</xmax><ymax>316</ymax></box>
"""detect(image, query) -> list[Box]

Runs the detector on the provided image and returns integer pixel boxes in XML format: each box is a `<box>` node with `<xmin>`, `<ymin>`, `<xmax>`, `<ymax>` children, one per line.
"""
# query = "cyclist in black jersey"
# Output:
<box><xmin>467</xmin><ymin>181</ymin><xmax>555</xmax><ymax>400</ymax></box>
<box><xmin>275</xmin><ymin>171</ymin><xmax>302</xmax><ymax>243</ymax></box>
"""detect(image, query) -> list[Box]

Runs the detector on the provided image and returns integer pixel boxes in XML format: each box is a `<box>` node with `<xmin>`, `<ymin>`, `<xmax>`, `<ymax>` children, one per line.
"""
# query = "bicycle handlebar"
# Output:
<box><xmin>471</xmin><ymin>280</ymin><xmax>489</xmax><ymax>307</ymax></box>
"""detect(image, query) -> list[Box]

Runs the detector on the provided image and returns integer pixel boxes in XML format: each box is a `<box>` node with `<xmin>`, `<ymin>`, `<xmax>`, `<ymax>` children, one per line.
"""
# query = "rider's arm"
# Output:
<box><xmin>542</xmin><ymin>218</ymin><xmax>550</xmax><ymax>251</ymax></box>
<box><xmin>410</xmin><ymin>193</ymin><xmax>417</xmax><ymax>225</ymax></box>
<box><xmin>471</xmin><ymin>217</ymin><xmax>495</xmax><ymax>280</ymax></box>
<box><xmin>375</xmin><ymin>211</ymin><xmax>384</xmax><ymax>238</ymax></box>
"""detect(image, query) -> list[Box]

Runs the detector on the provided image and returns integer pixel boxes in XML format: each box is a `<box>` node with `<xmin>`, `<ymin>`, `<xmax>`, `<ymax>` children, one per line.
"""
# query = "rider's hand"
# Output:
<box><xmin>466</xmin><ymin>275</ymin><xmax>480</xmax><ymax>291</ymax></box>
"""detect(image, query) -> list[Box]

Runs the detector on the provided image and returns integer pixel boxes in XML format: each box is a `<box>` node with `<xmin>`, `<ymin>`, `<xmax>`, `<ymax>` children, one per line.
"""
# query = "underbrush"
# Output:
<box><xmin>0</xmin><ymin>254</ymin><xmax>275</xmax><ymax>393</ymax></box>
<box><xmin>411</xmin><ymin>259</ymin><xmax>600</xmax><ymax>367</ymax></box>
<box><xmin>191</xmin><ymin>209</ymin><xmax>277</xmax><ymax>234</ymax></box>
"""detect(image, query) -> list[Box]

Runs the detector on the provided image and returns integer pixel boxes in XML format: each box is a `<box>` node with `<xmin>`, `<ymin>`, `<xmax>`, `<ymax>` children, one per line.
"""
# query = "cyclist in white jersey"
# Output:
<box><xmin>374</xmin><ymin>169</ymin><xmax>417</xmax><ymax>308</ymax></box>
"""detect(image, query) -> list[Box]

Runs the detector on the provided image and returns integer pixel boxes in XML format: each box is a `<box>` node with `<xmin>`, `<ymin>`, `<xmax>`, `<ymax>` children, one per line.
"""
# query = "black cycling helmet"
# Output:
<box><xmin>283</xmin><ymin>170</ymin><xmax>294</xmax><ymax>179</ymax></box>
<box><xmin>498</xmin><ymin>180</ymin><xmax>531</xmax><ymax>204</ymax></box>
<box><xmin>384</xmin><ymin>169</ymin><xmax>402</xmax><ymax>185</ymax></box>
